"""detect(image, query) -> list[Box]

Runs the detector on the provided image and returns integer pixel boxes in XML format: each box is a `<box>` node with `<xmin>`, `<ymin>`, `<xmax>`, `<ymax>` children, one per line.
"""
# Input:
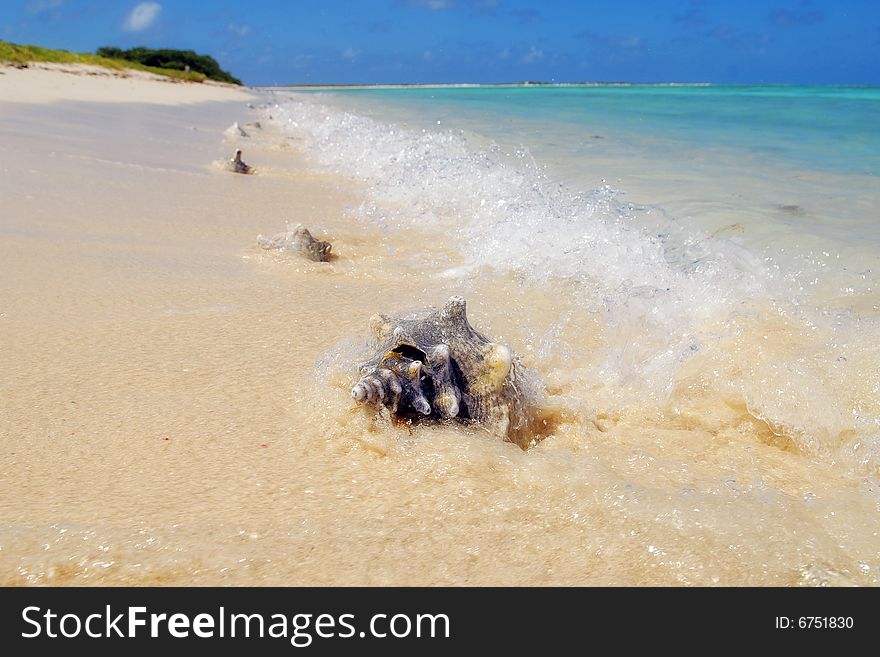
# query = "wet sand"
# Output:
<box><xmin>1</xmin><ymin>68</ymin><xmax>877</xmax><ymax>586</ymax></box>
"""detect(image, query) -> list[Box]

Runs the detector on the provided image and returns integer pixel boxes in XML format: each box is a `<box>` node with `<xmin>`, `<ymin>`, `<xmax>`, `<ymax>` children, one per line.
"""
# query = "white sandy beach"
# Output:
<box><xmin>1</xmin><ymin>65</ymin><xmax>877</xmax><ymax>586</ymax></box>
<box><xmin>0</xmin><ymin>63</ymin><xmax>255</xmax><ymax>105</ymax></box>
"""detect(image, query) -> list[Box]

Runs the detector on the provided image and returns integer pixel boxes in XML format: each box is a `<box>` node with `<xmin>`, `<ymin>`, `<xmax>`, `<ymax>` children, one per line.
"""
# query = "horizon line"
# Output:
<box><xmin>256</xmin><ymin>81</ymin><xmax>880</xmax><ymax>90</ymax></box>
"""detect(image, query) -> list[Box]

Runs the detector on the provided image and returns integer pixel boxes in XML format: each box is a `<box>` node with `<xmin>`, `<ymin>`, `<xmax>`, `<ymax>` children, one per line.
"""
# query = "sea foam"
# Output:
<box><xmin>273</xmin><ymin>96</ymin><xmax>769</xmax><ymax>372</ymax></box>
<box><xmin>269</xmin><ymin>94</ymin><xmax>880</xmax><ymax>477</ymax></box>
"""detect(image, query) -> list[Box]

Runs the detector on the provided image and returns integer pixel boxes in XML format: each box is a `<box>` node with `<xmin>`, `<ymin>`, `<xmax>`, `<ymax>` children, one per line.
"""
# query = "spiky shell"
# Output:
<box><xmin>351</xmin><ymin>296</ymin><xmax>518</xmax><ymax>439</ymax></box>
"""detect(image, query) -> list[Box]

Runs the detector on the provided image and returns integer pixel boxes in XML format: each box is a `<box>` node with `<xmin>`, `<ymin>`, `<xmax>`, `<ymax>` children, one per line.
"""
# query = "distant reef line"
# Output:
<box><xmin>261</xmin><ymin>81</ymin><xmax>880</xmax><ymax>91</ymax></box>
<box><xmin>262</xmin><ymin>81</ymin><xmax>716</xmax><ymax>90</ymax></box>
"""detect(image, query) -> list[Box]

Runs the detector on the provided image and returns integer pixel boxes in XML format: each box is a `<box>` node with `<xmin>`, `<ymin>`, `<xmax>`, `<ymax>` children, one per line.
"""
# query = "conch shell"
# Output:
<box><xmin>258</xmin><ymin>225</ymin><xmax>331</xmax><ymax>262</ymax></box>
<box><xmin>351</xmin><ymin>296</ymin><xmax>526</xmax><ymax>442</ymax></box>
<box><xmin>227</xmin><ymin>148</ymin><xmax>252</xmax><ymax>174</ymax></box>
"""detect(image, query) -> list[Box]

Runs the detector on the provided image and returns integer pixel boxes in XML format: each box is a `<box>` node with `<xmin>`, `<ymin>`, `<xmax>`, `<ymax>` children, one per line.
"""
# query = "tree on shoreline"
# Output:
<box><xmin>96</xmin><ymin>46</ymin><xmax>241</xmax><ymax>85</ymax></box>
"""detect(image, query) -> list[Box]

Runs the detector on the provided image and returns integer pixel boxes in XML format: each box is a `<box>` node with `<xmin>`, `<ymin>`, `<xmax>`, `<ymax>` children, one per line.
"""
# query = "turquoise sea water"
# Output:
<box><xmin>282</xmin><ymin>84</ymin><xmax>880</xmax><ymax>269</ymax></box>
<box><xmin>302</xmin><ymin>85</ymin><xmax>880</xmax><ymax>176</ymax></box>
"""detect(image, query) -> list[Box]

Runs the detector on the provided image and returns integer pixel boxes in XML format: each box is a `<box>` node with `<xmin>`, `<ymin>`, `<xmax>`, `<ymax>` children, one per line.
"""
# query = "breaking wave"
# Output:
<box><xmin>267</xmin><ymin>94</ymin><xmax>880</xmax><ymax>478</ymax></box>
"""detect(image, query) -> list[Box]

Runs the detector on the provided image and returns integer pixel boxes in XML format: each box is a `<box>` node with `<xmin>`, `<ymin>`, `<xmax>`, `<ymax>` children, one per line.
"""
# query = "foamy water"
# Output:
<box><xmin>258</xmin><ymin>88</ymin><xmax>880</xmax><ymax>584</ymax></box>
<box><xmin>269</xmin><ymin>88</ymin><xmax>880</xmax><ymax>472</ymax></box>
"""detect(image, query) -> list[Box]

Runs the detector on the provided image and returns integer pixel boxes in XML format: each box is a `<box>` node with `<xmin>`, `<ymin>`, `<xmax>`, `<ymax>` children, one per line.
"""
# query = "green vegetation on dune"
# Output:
<box><xmin>0</xmin><ymin>40</ymin><xmax>241</xmax><ymax>85</ymax></box>
<box><xmin>96</xmin><ymin>47</ymin><xmax>242</xmax><ymax>85</ymax></box>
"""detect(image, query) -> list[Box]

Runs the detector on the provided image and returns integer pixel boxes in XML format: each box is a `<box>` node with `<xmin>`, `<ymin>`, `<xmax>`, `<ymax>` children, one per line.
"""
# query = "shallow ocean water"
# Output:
<box><xmin>262</xmin><ymin>85</ymin><xmax>880</xmax><ymax>584</ymax></box>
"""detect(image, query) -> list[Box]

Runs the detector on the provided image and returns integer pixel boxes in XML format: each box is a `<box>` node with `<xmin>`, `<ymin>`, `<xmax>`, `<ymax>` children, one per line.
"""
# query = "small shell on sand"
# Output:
<box><xmin>225</xmin><ymin>121</ymin><xmax>249</xmax><ymax>138</ymax></box>
<box><xmin>227</xmin><ymin>149</ymin><xmax>253</xmax><ymax>175</ymax></box>
<box><xmin>258</xmin><ymin>224</ymin><xmax>332</xmax><ymax>262</ymax></box>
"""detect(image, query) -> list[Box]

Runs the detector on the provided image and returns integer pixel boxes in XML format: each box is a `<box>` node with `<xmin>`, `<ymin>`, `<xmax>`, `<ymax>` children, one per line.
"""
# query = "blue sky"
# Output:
<box><xmin>2</xmin><ymin>1</ymin><xmax>878</xmax><ymax>85</ymax></box>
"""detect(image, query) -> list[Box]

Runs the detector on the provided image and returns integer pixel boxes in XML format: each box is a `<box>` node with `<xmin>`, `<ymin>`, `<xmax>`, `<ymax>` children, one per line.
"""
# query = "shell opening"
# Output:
<box><xmin>389</xmin><ymin>344</ymin><xmax>428</xmax><ymax>363</ymax></box>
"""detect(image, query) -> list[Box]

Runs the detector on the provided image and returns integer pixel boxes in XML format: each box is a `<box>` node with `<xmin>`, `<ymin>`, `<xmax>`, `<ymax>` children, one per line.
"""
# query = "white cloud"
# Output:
<box><xmin>408</xmin><ymin>0</ymin><xmax>453</xmax><ymax>9</ymax></box>
<box><xmin>521</xmin><ymin>46</ymin><xmax>544</xmax><ymax>64</ymax></box>
<box><xmin>228</xmin><ymin>23</ymin><xmax>251</xmax><ymax>37</ymax></box>
<box><xmin>341</xmin><ymin>47</ymin><xmax>361</xmax><ymax>61</ymax></box>
<box><xmin>407</xmin><ymin>1</ymin><xmax>500</xmax><ymax>11</ymax></box>
<box><xmin>25</xmin><ymin>0</ymin><xmax>63</xmax><ymax>13</ymax></box>
<box><xmin>290</xmin><ymin>53</ymin><xmax>313</xmax><ymax>68</ymax></box>
<box><xmin>122</xmin><ymin>2</ymin><xmax>161</xmax><ymax>32</ymax></box>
